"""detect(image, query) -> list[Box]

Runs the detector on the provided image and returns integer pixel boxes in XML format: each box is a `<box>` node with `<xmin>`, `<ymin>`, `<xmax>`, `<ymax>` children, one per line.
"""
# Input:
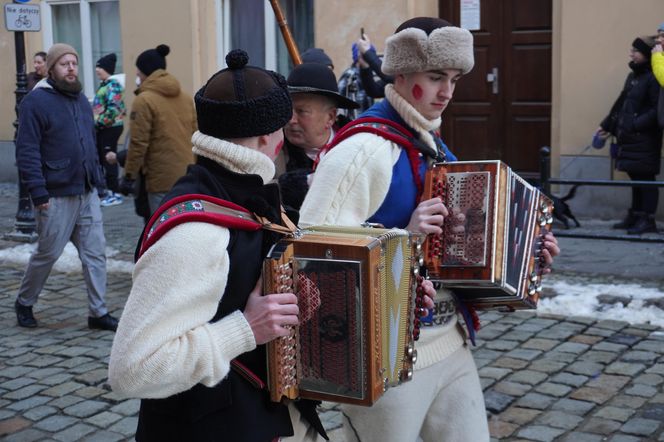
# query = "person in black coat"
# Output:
<box><xmin>597</xmin><ymin>35</ymin><xmax>662</xmax><ymax>234</ymax></box>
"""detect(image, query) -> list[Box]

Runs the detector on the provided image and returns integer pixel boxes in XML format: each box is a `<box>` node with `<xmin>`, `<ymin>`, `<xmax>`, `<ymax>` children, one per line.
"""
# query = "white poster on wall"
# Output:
<box><xmin>460</xmin><ymin>0</ymin><xmax>480</xmax><ymax>31</ymax></box>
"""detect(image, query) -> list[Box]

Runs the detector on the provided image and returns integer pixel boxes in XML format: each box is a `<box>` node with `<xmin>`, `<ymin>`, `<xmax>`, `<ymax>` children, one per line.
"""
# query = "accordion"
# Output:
<box><xmin>422</xmin><ymin>160</ymin><xmax>553</xmax><ymax>311</ymax></box>
<box><xmin>263</xmin><ymin>226</ymin><xmax>419</xmax><ymax>406</ymax></box>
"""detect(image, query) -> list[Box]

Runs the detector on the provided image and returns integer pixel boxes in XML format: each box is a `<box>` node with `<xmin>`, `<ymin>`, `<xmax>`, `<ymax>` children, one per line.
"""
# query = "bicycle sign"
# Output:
<box><xmin>4</xmin><ymin>3</ymin><xmax>40</xmax><ymax>32</ymax></box>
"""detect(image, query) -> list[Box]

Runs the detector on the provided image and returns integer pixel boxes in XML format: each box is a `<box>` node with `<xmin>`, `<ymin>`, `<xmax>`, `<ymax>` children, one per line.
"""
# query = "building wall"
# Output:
<box><xmin>314</xmin><ymin>0</ymin><xmax>437</xmax><ymax>78</ymax></box>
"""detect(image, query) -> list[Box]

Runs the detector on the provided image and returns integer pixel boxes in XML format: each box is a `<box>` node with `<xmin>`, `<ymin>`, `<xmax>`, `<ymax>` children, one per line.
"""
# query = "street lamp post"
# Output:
<box><xmin>4</xmin><ymin>0</ymin><xmax>37</xmax><ymax>242</ymax></box>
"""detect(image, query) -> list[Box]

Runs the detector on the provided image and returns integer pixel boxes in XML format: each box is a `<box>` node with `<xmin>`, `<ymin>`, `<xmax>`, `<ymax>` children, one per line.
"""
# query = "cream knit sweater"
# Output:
<box><xmin>108</xmin><ymin>132</ymin><xmax>276</xmax><ymax>399</ymax></box>
<box><xmin>299</xmin><ymin>86</ymin><xmax>465</xmax><ymax>370</ymax></box>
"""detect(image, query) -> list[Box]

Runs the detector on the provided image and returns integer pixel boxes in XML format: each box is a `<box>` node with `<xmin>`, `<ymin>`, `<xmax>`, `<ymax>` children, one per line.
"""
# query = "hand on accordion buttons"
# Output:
<box><xmin>243</xmin><ymin>277</ymin><xmax>299</xmax><ymax>345</ymax></box>
<box><xmin>539</xmin><ymin>232</ymin><xmax>560</xmax><ymax>274</ymax></box>
<box><xmin>420</xmin><ymin>279</ymin><xmax>436</xmax><ymax>317</ymax></box>
<box><xmin>406</xmin><ymin>197</ymin><xmax>449</xmax><ymax>235</ymax></box>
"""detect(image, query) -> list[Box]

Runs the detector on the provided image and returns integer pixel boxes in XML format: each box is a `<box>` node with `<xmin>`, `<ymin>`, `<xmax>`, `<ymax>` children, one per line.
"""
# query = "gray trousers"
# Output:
<box><xmin>16</xmin><ymin>192</ymin><xmax>108</xmax><ymax>317</ymax></box>
<box><xmin>147</xmin><ymin>192</ymin><xmax>167</xmax><ymax>216</ymax></box>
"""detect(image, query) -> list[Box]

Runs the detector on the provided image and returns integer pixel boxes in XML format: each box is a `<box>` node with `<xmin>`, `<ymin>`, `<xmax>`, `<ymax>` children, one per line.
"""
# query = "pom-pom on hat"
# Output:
<box><xmin>96</xmin><ymin>53</ymin><xmax>117</xmax><ymax>75</ymax></box>
<box><xmin>382</xmin><ymin>17</ymin><xmax>474</xmax><ymax>76</ymax></box>
<box><xmin>46</xmin><ymin>43</ymin><xmax>79</xmax><ymax>73</ymax></box>
<box><xmin>194</xmin><ymin>49</ymin><xmax>293</xmax><ymax>139</ymax></box>
<box><xmin>136</xmin><ymin>44</ymin><xmax>170</xmax><ymax>77</ymax></box>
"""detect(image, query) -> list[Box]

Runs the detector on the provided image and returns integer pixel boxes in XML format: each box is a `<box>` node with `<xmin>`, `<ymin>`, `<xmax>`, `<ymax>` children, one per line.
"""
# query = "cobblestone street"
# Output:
<box><xmin>0</xmin><ymin>183</ymin><xmax>662</xmax><ymax>441</ymax></box>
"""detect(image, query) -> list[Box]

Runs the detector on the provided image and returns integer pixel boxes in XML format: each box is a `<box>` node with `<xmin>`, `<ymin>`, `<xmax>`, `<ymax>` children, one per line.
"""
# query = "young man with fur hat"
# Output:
<box><xmin>119</xmin><ymin>44</ymin><xmax>196</xmax><ymax>215</ymax></box>
<box><xmin>14</xmin><ymin>43</ymin><xmax>118</xmax><ymax>331</ymax></box>
<box><xmin>300</xmin><ymin>17</ymin><xmax>560</xmax><ymax>441</ymax></box>
<box><xmin>93</xmin><ymin>52</ymin><xmax>126</xmax><ymax>206</ymax></box>
<box><xmin>109</xmin><ymin>50</ymin><xmax>328</xmax><ymax>441</ymax></box>
<box><xmin>276</xmin><ymin>62</ymin><xmax>359</xmax><ymax>214</ymax></box>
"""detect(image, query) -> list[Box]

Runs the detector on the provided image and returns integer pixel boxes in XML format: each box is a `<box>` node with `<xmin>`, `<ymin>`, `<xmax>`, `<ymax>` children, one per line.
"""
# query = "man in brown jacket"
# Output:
<box><xmin>120</xmin><ymin>44</ymin><xmax>196</xmax><ymax>214</ymax></box>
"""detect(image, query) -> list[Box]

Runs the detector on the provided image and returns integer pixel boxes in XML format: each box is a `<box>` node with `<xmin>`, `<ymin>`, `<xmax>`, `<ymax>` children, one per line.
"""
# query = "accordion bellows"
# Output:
<box><xmin>423</xmin><ymin>160</ymin><xmax>554</xmax><ymax>310</ymax></box>
<box><xmin>263</xmin><ymin>226</ymin><xmax>419</xmax><ymax>406</ymax></box>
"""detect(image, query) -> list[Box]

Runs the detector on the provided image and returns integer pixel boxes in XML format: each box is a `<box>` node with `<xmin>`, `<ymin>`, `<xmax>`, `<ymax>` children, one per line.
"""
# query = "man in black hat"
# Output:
<box><xmin>109</xmin><ymin>49</ymin><xmax>327</xmax><ymax>442</ymax></box>
<box><xmin>276</xmin><ymin>62</ymin><xmax>359</xmax><ymax>214</ymax></box>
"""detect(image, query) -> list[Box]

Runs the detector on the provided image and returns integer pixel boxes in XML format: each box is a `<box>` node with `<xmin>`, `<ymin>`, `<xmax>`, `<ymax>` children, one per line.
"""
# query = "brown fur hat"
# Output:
<box><xmin>382</xmin><ymin>17</ymin><xmax>474</xmax><ymax>76</ymax></box>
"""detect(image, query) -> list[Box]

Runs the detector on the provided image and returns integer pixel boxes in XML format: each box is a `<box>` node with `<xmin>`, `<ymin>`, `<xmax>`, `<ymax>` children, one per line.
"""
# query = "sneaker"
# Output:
<box><xmin>15</xmin><ymin>300</ymin><xmax>38</xmax><ymax>328</ymax></box>
<box><xmin>88</xmin><ymin>313</ymin><xmax>119</xmax><ymax>331</ymax></box>
<box><xmin>100</xmin><ymin>193</ymin><xmax>123</xmax><ymax>207</ymax></box>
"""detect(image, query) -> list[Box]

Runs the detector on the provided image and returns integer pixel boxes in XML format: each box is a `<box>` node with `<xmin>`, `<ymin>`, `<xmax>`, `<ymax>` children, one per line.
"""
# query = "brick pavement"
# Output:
<box><xmin>0</xmin><ymin>184</ymin><xmax>663</xmax><ymax>441</ymax></box>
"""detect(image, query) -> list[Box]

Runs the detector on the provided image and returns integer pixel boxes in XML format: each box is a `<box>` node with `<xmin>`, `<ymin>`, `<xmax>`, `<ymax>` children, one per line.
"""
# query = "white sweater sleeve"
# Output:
<box><xmin>299</xmin><ymin>133</ymin><xmax>401</xmax><ymax>227</ymax></box>
<box><xmin>108</xmin><ymin>221</ymin><xmax>256</xmax><ymax>399</ymax></box>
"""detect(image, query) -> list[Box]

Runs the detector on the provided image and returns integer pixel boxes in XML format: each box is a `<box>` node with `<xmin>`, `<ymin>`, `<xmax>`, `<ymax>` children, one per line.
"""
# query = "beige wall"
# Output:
<box><xmin>314</xmin><ymin>0</ymin><xmax>437</xmax><ymax>78</ymax></box>
<box><xmin>553</xmin><ymin>0</ymin><xmax>664</xmax><ymax>163</ymax></box>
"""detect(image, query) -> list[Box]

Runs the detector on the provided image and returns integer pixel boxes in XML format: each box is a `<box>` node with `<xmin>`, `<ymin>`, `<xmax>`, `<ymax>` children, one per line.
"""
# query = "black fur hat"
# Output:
<box><xmin>194</xmin><ymin>49</ymin><xmax>293</xmax><ymax>139</ymax></box>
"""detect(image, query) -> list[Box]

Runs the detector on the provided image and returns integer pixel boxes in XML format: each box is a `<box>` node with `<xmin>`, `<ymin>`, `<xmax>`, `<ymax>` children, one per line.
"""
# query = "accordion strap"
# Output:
<box><xmin>138</xmin><ymin>193</ymin><xmax>297</xmax><ymax>259</ymax></box>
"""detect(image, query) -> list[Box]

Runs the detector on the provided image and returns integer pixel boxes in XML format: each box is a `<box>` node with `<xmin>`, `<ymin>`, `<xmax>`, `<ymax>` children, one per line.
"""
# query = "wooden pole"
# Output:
<box><xmin>268</xmin><ymin>0</ymin><xmax>302</xmax><ymax>65</ymax></box>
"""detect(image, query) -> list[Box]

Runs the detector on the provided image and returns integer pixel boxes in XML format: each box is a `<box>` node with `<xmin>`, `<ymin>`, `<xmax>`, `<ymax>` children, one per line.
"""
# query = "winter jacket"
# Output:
<box><xmin>92</xmin><ymin>76</ymin><xmax>126</xmax><ymax>129</ymax></box>
<box><xmin>650</xmin><ymin>51</ymin><xmax>664</xmax><ymax>128</ymax></box>
<box><xmin>601</xmin><ymin>61</ymin><xmax>662</xmax><ymax>175</ymax></box>
<box><xmin>124</xmin><ymin>69</ymin><xmax>196</xmax><ymax>193</ymax></box>
<box><xmin>16</xmin><ymin>78</ymin><xmax>104</xmax><ymax>206</ymax></box>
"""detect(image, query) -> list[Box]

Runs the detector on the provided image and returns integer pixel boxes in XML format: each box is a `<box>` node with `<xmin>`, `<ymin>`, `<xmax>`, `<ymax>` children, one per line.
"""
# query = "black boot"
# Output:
<box><xmin>88</xmin><ymin>313</ymin><xmax>119</xmax><ymax>331</ymax></box>
<box><xmin>627</xmin><ymin>213</ymin><xmax>658</xmax><ymax>235</ymax></box>
<box><xmin>613</xmin><ymin>209</ymin><xmax>638</xmax><ymax>229</ymax></box>
<box><xmin>15</xmin><ymin>300</ymin><xmax>38</xmax><ymax>328</ymax></box>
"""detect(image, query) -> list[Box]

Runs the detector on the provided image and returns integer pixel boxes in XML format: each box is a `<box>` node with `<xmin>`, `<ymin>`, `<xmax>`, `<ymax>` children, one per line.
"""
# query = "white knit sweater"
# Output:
<box><xmin>299</xmin><ymin>87</ymin><xmax>465</xmax><ymax>370</ymax></box>
<box><xmin>108</xmin><ymin>132</ymin><xmax>276</xmax><ymax>399</ymax></box>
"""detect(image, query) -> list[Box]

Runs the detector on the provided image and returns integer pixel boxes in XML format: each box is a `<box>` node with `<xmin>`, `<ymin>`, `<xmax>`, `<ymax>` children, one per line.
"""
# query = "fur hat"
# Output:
<box><xmin>136</xmin><ymin>44</ymin><xmax>169</xmax><ymax>77</ymax></box>
<box><xmin>632</xmin><ymin>36</ymin><xmax>656</xmax><ymax>59</ymax></box>
<box><xmin>96</xmin><ymin>53</ymin><xmax>117</xmax><ymax>75</ymax></box>
<box><xmin>382</xmin><ymin>17</ymin><xmax>474</xmax><ymax>76</ymax></box>
<box><xmin>287</xmin><ymin>62</ymin><xmax>359</xmax><ymax>109</ymax></box>
<box><xmin>301</xmin><ymin>48</ymin><xmax>334</xmax><ymax>69</ymax></box>
<box><xmin>194</xmin><ymin>49</ymin><xmax>292</xmax><ymax>139</ymax></box>
<box><xmin>46</xmin><ymin>43</ymin><xmax>78</xmax><ymax>72</ymax></box>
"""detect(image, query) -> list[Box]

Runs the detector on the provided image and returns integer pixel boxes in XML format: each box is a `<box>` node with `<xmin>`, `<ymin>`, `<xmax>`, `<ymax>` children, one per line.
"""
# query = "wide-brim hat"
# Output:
<box><xmin>287</xmin><ymin>63</ymin><xmax>359</xmax><ymax>109</ymax></box>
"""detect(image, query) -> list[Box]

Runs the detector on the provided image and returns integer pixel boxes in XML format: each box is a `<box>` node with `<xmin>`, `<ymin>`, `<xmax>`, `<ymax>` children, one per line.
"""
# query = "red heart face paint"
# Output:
<box><xmin>274</xmin><ymin>139</ymin><xmax>284</xmax><ymax>156</ymax></box>
<box><xmin>412</xmin><ymin>84</ymin><xmax>423</xmax><ymax>100</ymax></box>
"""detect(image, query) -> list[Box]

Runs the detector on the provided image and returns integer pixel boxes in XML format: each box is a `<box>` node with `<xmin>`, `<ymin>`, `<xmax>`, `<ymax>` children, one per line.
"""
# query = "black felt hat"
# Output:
<box><xmin>301</xmin><ymin>48</ymin><xmax>334</xmax><ymax>69</ymax></box>
<box><xmin>194</xmin><ymin>49</ymin><xmax>293</xmax><ymax>139</ymax></box>
<box><xmin>96</xmin><ymin>53</ymin><xmax>117</xmax><ymax>75</ymax></box>
<box><xmin>287</xmin><ymin>62</ymin><xmax>360</xmax><ymax>109</ymax></box>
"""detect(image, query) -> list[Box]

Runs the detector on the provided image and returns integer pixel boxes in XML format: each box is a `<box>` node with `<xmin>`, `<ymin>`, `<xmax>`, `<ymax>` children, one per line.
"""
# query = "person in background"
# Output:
<box><xmin>651</xmin><ymin>22</ymin><xmax>664</xmax><ymax>85</ymax></box>
<box><xmin>301</xmin><ymin>47</ymin><xmax>334</xmax><ymax>69</ymax></box>
<box><xmin>14</xmin><ymin>43</ymin><xmax>117</xmax><ymax>331</ymax></box>
<box><xmin>109</xmin><ymin>49</ymin><xmax>327</xmax><ymax>442</ymax></box>
<box><xmin>119</xmin><ymin>44</ymin><xmax>196</xmax><ymax>215</ymax></box>
<box><xmin>275</xmin><ymin>62</ymin><xmax>359</xmax><ymax>216</ymax></box>
<box><xmin>26</xmin><ymin>51</ymin><xmax>47</xmax><ymax>92</ymax></box>
<box><xmin>355</xmin><ymin>32</ymin><xmax>394</xmax><ymax>99</ymax></box>
<box><xmin>337</xmin><ymin>43</ymin><xmax>373</xmax><ymax>121</ymax></box>
<box><xmin>93</xmin><ymin>52</ymin><xmax>126</xmax><ymax>207</ymax></box>
<box><xmin>299</xmin><ymin>17</ymin><xmax>560</xmax><ymax>441</ymax></box>
<box><xmin>597</xmin><ymin>35</ymin><xmax>661</xmax><ymax>234</ymax></box>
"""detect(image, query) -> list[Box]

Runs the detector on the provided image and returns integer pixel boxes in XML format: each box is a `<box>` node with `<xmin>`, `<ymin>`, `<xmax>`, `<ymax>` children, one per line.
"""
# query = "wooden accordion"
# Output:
<box><xmin>422</xmin><ymin>160</ymin><xmax>553</xmax><ymax>311</ymax></box>
<box><xmin>263</xmin><ymin>226</ymin><xmax>419</xmax><ymax>406</ymax></box>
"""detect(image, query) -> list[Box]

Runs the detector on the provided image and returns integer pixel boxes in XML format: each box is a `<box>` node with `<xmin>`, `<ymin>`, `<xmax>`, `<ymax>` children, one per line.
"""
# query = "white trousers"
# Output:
<box><xmin>341</xmin><ymin>344</ymin><xmax>489</xmax><ymax>442</ymax></box>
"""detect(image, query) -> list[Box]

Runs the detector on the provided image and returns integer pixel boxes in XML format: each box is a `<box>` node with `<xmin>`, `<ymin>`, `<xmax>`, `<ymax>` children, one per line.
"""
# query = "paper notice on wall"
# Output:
<box><xmin>460</xmin><ymin>0</ymin><xmax>480</xmax><ymax>31</ymax></box>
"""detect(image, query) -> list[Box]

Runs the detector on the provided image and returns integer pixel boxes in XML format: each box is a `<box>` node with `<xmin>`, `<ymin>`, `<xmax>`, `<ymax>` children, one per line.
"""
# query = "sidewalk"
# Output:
<box><xmin>0</xmin><ymin>184</ymin><xmax>662</xmax><ymax>441</ymax></box>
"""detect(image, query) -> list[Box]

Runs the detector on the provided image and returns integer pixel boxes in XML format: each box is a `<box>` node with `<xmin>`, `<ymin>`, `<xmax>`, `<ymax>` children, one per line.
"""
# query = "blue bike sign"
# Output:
<box><xmin>4</xmin><ymin>3</ymin><xmax>41</xmax><ymax>32</ymax></box>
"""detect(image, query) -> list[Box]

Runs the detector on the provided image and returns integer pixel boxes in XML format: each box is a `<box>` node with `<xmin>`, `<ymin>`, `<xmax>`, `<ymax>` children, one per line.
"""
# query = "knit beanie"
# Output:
<box><xmin>46</xmin><ymin>43</ymin><xmax>78</xmax><ymax>72</ymax></box>
<box><xmin>382</xmin><ymin>17</ymin><xmax>474</xmax><ymax>75</ymax></box>
<box><xmin>194</xmin><ymin>49</ymin><xmax>292</xmax><ymax>139</ymax></box>
<box><xmin>136</xmin><ymin>44</ymin><xmax>169</xmax><ymax>77</ymax></box>
<box><xmin>632</xmin><ymin>36</ymin><xmax>656</xmax><ymax>59</ymax></box>
<box><xmin>96</xmin><ymin>53</ymin><xmax>117</xmax><ymax>75</ymax></box>
<box><xmin>301</xmin><ymin>48</ymin><xmax>334</xmax><ymax>69</ymax></box>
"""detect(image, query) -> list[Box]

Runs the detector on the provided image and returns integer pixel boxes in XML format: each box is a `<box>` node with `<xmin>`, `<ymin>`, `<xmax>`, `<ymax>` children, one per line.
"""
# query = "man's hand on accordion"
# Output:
<box><xmin>540</xmin><ymin>232</ymin><xmax>560</xmax><ymax>274</ymax></box>
<box><xmin>406</xmin><ymin>198</ymin><xmax>465</xmax><ymax>235</ymax></box>
<box><xmin>243</xmin><ymin>277</ymin><xmax>300</xmax><ymax>345</ymax></box>
<box><xmin>420</xmin><ymin>279</ymin><xmax>436</xmax><ymax>316</ymax></box>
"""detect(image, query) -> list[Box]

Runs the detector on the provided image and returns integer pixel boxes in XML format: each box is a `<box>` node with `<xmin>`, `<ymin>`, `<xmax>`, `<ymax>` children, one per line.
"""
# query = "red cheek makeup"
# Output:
<box><xmin>412</xmin><ymin>84</ymin><xmax>423</xmax><ymax>100</ymax></box>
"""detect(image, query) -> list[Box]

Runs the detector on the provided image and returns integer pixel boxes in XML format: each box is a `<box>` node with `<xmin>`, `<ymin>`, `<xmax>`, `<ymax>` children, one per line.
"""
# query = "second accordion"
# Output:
<box><xmin>422</xmin><ymin>160</ymin><xmax>554</xmax><ymax>311</ymax></box>
<box><xmin>263</xmin><ymin>226</ymin><xmax>419</xmax><ymax>406</ymax></box>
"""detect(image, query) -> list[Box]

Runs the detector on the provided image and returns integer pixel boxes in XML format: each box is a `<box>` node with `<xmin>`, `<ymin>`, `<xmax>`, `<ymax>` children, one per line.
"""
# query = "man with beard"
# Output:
<box><xmin>13</xmin><ymin>43</ymin><xmax>118</xmax><ymax>332</ymax></box>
